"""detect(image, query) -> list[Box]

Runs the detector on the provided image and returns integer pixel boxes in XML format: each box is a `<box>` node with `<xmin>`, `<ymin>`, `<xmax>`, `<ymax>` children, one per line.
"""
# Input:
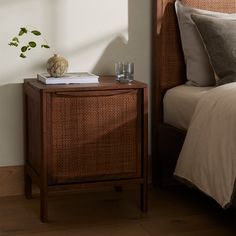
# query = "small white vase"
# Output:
<box><xmin>46</xmin><ymin>54</ymin><xmax>68</xmax><ymax>77</ymax></box>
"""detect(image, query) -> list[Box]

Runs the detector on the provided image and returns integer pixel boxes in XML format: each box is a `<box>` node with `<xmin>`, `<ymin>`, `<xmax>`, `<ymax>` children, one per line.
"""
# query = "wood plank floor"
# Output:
<box><xmin>0</xmin><ymin>185</ymin><xmax>234</xmax><ymax>236</ymax></box>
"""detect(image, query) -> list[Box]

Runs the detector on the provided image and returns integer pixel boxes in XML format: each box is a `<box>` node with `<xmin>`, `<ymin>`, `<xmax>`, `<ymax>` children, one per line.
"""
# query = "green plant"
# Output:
<box><xmin>8</xmin><ymin>26</ymin><xmax>51</xmax><ymax>58</ymax></box>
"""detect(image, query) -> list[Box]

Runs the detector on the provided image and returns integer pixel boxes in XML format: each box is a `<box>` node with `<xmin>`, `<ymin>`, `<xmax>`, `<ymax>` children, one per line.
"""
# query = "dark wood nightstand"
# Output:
<box><xmin>23</xmin><ymin>76</ymin><xmax>148</xmax><ymax>222</ymax></box>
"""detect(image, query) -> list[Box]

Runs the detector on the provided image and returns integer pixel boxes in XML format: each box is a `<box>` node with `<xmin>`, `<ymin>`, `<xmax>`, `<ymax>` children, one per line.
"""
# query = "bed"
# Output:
<box><xmin>152</xmin><ymin>0</ymin><xmax>236</xmax><ymax>208</ymax></box>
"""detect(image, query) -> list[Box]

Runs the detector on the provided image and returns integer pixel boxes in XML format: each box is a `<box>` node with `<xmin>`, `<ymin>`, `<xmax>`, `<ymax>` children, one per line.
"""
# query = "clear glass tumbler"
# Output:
<box><xmin>115</xmin><ymin>62</ymin><xmax>134</xmax><ymax>84</ymax></box>
<box><xmin>115</xmin><ymin>62</ymin><xmax>124</xmax><ymax>81</ymax></box>
<box><xmin>126</xmin><ymin>62</ymin><xmax>134</xmax><ymax>82</ymax></box>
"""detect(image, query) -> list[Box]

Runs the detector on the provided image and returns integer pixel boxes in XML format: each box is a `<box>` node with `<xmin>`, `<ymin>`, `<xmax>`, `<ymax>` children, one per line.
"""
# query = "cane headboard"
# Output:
<box><xmin>152</xmin><ymin>0</ymin><xmax>236</xmax><ymax>122</ymax></box>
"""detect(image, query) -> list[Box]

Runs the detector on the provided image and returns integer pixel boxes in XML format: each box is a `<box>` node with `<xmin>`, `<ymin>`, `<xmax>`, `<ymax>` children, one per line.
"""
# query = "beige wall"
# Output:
<box><xmin>0</xmin><ymin>0</ymin><xmax>151</xmax><ymax>166</ymax></box>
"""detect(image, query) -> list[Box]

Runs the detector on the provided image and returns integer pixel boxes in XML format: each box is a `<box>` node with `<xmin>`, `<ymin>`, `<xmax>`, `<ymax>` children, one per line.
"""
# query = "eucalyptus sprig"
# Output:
<box><xmin>8</xmin><ymin>26</ymin><xmax>51</xmax><ymax>58</ymax></box>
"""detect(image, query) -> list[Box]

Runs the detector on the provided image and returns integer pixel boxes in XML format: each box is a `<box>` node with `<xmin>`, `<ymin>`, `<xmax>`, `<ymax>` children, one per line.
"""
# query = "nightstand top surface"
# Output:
<box><xmin>24</xmin><ymin>76</ymin><xmax>147</xmax><ymax>92</ymax></box>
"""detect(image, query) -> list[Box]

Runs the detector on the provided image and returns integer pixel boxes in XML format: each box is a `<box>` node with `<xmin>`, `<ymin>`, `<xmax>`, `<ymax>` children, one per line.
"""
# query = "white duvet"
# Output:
<box><xmin>174</xmin><ymin>82</ymin><xmax>236</xmax><ymax>208</ymax></box>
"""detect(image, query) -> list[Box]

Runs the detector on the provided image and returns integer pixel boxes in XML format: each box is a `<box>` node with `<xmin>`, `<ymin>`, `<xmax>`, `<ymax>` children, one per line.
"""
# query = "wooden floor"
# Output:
<box><xmin>0</xmin><ymin>185</ymin><xmax>234</xmax><ymax>236</ymax></box>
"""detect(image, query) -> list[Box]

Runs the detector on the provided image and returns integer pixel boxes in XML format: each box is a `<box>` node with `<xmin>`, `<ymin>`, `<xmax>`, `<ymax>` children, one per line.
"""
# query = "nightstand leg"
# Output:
<box><xmin>40</xmin><ymin>188</ymin><xmax>48</xmax><ymax>222</ymax></box>
<box><xmin>140</xmin><ymin>182</ymin><xmax>148</xmax><ymax>212</ymax></box>
<box><xmin>24</xmin><ymin>171</ymin><xmax>32</xmax><ymax>199</ymax></box>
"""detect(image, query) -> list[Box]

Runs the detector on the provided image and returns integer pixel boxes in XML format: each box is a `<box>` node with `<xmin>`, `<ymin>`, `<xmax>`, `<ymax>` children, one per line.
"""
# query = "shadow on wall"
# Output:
<box><xmin>92</xmin><ymin>35</ymin><xmax>128</xmax><ymax>75</ymax></box>
<box><xmin>93</xmin><ymin>0</ymin><xmax>151</xmax><ymax>79</ymax></box>
<box><xmin>0</xmin><ymin>83</ymin><xmax>24</xmax><ymax>166</ymax></box>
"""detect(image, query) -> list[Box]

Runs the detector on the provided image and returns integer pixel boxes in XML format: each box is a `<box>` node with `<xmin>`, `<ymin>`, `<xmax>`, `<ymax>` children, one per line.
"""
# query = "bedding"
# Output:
<box><xmin>175</xmin><ymin>0</ymin><xmax>236</xmax><ymax>86</ymax></box>
<box><xmin>163</xmin><ymin>85</ymin><xmax>213</xmax><ymax>130</ymax></box>
<box><xmin>174</xmin><ymin>82</ymin><xmax>236</xmax><ymax>208</ymax></box>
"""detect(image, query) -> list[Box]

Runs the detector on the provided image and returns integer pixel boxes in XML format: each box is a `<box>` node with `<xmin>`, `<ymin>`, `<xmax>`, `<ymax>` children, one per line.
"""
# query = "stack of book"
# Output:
<box><xmin>37</xmin><ymin>72</ymin><xmax>99</xmax><ymax>85</ymax></box>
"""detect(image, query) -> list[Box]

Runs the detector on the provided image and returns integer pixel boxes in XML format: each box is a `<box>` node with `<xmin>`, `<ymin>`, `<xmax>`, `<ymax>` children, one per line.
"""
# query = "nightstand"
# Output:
<box><xmin>23</xmin><ymin>76</ymin><xmax>148</xmax><ymax>222</ymax></box>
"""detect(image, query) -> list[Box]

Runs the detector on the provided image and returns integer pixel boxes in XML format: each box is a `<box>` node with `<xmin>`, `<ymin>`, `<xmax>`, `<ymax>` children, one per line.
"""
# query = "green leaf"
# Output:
<box><xmin>18</xmin><ymin>27</ymin><xmax>27</xmax><ymax>36</ymax></box>
<box><xmin>29</xmin><ymin>41</ymin><xmax>36</xmax><ymax>48</ymax></box>
<box><xmin>21</xmin><ymin>27</ymin><xmax>27</xmax><ymax>33</ymax></box>
<box><xmin>8</xmin><ymin>42</ymin><xmax>18</xmax><ymax>47</ymax></box>
<box><xmin>21</xmin><ymin>46</ymin><xmax>28</xmax><ymax>52</ymax></box>
<box><xmin>12</xmin><ymin>37</ymin><xmax>19</xmax><ymax>43</ymax></box>
<box><xmin>18</xmin><ymin>30</ymin><xmax>24</xmax><ymax>36</ymax></box>
<box><xmin>31</xmin><ymin>30</ymin><xmax>41</xmax><ymax>36</ymax></box>
<box><xmin>20</xmin><ymin>53</ymin><xmax>26</xmax><ymax>58</ymax></box>
<box><xmin>41</xmin><ymin>44</ymin><xmax>50</xmax><ymax>49</ymax></box>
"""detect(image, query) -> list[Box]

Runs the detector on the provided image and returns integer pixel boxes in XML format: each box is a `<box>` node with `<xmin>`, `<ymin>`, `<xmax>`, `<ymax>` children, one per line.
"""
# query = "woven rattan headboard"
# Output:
<box><xmin>152</xmin><ymin>0</ymin><xmax>236</xmax><ymax>122</ymax></box>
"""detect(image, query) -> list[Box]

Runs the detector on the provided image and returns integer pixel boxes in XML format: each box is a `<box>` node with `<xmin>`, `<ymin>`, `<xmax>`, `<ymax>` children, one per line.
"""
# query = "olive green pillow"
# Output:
<box><xmin>191</xmin><ymin>14</ymin><xmax>236</xmax><ymax>86</ymax></box>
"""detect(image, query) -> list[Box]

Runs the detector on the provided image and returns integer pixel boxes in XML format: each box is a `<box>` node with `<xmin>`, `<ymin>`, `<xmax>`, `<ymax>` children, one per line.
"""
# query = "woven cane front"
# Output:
<box><xmin>49</xmin><ymin>90</ymin><xmax>141</xmax><ymax>184</ymax></box>
<box><xmin>182</xmin><ymin>0</ymin><xmax>236</xmax><ymax>12</ymax></box>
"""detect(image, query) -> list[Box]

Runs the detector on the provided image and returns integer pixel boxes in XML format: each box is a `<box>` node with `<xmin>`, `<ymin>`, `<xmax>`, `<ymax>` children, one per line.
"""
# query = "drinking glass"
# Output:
<box><xmin>115</xmin><ymin>62</ymin><xmax>124</xmax><ymax>81</ymax></box>
<box><xmin>126</xmin><ymin>62</ymin><xmax>134</xmax><ymax>82</ymax></box>
<box><xmin>115</xmin><ymin>62</ymin><xmax>134</xmax><ymax>84</ymax></box>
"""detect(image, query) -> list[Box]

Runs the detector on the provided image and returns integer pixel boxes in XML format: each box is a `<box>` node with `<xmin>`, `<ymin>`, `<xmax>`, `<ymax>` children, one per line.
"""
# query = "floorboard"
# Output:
<box><xmin>0</xmin><ymin>185</ymin><xmax>234</xmax><ymax>236</ymax></box>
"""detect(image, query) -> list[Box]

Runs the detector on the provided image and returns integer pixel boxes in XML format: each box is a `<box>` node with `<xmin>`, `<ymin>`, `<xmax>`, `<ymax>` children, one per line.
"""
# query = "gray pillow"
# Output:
<box><xmin>175</xmin><ymin>0</ymin><xmax>236</xmax><ymax>86</ymax></box>
<box><xmin>191</xmin><ymin>14</ymin><xmax>236</xmax><ymax>86</ymax></box>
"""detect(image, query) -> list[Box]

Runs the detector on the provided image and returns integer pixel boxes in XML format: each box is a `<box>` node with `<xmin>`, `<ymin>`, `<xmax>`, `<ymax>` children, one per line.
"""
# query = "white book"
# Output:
<box><xmin>37</xmin><ymin>72</ymin><xmax>99</xmax><ymax>84</ymax></box>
